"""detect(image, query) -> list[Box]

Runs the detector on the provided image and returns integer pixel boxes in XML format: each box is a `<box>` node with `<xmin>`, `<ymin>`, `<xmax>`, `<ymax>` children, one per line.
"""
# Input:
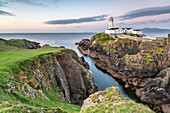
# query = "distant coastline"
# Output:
<box><xmin>0</xmin><ymin>28</ymin><xmax>170</xmax><ymax>39</ymax></box>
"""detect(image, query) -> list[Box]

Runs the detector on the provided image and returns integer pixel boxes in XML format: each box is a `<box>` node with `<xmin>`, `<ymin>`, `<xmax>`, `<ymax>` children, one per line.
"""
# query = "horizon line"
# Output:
<box><xmin>0</xmin><ymin>32</ymin><xmax>97</xmax><ymax>34</ymax></box>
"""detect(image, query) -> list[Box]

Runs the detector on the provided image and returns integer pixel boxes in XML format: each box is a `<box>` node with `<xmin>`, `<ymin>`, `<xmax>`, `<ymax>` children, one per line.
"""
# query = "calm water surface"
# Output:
<box><xmin>3</xmin><ymin>33</ymin><xmax>166</xmax><ymax>102</ymax></box>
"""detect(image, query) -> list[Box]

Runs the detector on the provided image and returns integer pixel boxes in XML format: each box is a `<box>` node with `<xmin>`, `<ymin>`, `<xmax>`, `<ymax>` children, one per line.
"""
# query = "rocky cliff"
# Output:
<box><xmin>77</xmin><ymin>33</ymin><xmax>170</xmax><ymax>112</ymax></box>
<box><xmin>10</xmin><ymin>50</ymin><xmax>98</xmax><ymax>105</ymax></box>
<box><xmin>0</xmin><ymin>39</ymin><xmax>98</xmax><ymax>112</ymax></box>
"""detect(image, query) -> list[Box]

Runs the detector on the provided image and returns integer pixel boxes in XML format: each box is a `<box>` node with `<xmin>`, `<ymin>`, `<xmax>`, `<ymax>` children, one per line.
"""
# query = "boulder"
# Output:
<box><xmin>75</xmin><ymin>42</ymin><xmax>79</xmax><ymax>45</ymax></box>
<box><xmin>59</xmin><ymin>46</ymin><xmax>65</xmax><ymax>48</ymax></box>
<box><xmin>43</xmin><ymin>44</ymin><xmax>50</xmax><ymax>47</ymax></box>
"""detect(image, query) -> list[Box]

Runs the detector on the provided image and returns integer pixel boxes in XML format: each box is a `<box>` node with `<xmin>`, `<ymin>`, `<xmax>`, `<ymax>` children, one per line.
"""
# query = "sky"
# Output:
<box><xmin>0</xmin><ymin>0</ymin><xmax>170</xmax><ymax>33</ymax></box>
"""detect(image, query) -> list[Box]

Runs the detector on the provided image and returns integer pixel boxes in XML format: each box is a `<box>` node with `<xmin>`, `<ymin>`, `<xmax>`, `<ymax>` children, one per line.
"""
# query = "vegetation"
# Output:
<box><xmin>97</xmin><ymin>38</ymin><xmax>116</xmax><ymax>44</ymax></box>
<box><xmin>123</xmin><ymin>33</ymin><xmax>145</xmax><ymax>37</ymax></box>
<box><xmin>125</xmin><ymin>52</ymin><xmax>154</xmax><ymax>67</ymax></box>
<box><xmin>118</xmin><ymin>38</ymin><xmax>136</xmax><ymax>42</ymax></box>
<box><xmin>141</xmin><ymin>53</ymin><xmax>154</xmax><ymax>64</ymax></box>
<box><xmin>0</xmin><ymin>39</ymin><xmax>81</xmax><ymax>112</ymax></box>
<box><xmin>90</xmin><ymin>33</ymin><xmax>112</xmax><ymax>42</ymax></box>
<box><xmin>149</xmin><ymin>47</ymin><xmax>164</xmax><ymax>54</ymax></box>
<box><xmin>82</xmin><ymin>87</ymin><xmax>153</xmax><ymax>113</ymax></box>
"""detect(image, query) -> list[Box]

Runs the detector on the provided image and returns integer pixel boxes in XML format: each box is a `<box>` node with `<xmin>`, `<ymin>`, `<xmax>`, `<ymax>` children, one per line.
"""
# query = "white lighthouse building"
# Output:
<box><xmin>105</xmin><ymin>17</ymin><xmax>142</xmax><ymax>35</ymax></box>
<box><xmin>109</xmin><ymin>17</ymin><xmax>114</xmax><ymax>29</ymax></box>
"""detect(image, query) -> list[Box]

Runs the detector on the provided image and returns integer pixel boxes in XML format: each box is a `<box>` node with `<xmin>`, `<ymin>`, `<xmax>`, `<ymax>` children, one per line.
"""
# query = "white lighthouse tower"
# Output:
<box><xmin>105</xmin><ymin>17</ymin><xmax>142</xmax><ymax>35</ymax></box>
<box><xmin>109</xmin><ymin>17</ymin><xmax>114</xmax><ymax>29</ymax></box>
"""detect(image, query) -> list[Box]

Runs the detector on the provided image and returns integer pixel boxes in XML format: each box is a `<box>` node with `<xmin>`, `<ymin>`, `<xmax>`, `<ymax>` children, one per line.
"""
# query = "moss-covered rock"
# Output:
<box><xmin>81</xmin><ymin>87</ymin><xmax>154</xmax><ymax>113</ymax></box>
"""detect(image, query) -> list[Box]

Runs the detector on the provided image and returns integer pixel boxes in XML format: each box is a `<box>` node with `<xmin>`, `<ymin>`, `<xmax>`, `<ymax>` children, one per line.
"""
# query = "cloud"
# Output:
<box><xmin>0</xmin><ymin>0</ymin><xmax>59</xmax><ymax>7</ymax></box>
<box><xmin>118</xmin><ymin>5</ymin><xmax>170</xmax><ymax>20</ymax></box>
<box><xmin>10</xmin><ymin>0</ymin><xmax>44</xmax><ymax>6</ymax></box>
<box><xmin>0</xmin><ymin>10</ymin><xmax>15</xmax><ymax>16</ymax></box>
<box><xmin>118</xmin><ymin>18</ymin><xmax>170</xmax><ymax>25</ymax></box>
<box><xmin>0</xmin><ymin>0</ymin><xmax>44</xmax><ymax>6</ymax></box>
<box><xmin>45</xmin><ymin>15</ymin><xmax>108</xmax><ymax>25</ymax></box>
<box><xmin>0</xmin><ymin>1</ymin><xmax>8</xmax><ymax>7</ymax></box>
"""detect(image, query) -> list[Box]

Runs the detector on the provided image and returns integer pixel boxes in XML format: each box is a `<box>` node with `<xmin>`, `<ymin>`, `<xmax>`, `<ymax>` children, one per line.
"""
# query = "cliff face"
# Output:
<box><xmin>0</xmin><ymin>39</ymin><xmax>98</xmax><ymax>112</ymax></box>
<box><xmin>81</xmin><ymin>86</ymin><xmax>153</xmax><ymax>113</ymax></box>
<box><xmin>77</xmin><ymin>33</ymin><xmax>170</xmax><ymax>111</ymax></box>
<box><xmin>10</xmin><ymin>50</ymin><xmax>98</xmax><ymax>105</ymax></box>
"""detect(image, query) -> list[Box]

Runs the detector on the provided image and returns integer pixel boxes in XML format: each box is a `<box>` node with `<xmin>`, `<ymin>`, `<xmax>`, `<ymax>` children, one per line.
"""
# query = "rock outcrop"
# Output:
<box><xmin>81</xmin><ymin>86</ymin><xmax>154</xmax><ymax>113</ymax></box>
<box><xmin>8</xmin><ymin>50</ymin><xmax>98</xmax><ymax>105</ymax></box>
<box><xmin>136</xmin><ymin>68</ymin><xmax>170</xmax><ymax>113</ymax></box>
<box><xmin>77</xmin><ymin>33</ymin><xmax>170</xmax><ymax>112</ymax></box>
<box><xmin>4</xmin><ymin>38</ymin><xmax>41</xmax><ymax>49</ymax></box>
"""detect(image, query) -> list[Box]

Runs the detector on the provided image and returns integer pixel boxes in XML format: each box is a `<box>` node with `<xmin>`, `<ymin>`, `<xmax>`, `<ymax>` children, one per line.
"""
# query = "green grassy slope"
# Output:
<box><xmin>0</xmin><ymin>39</ymin><xmax>81</xmax><ymax>113</ymax></box>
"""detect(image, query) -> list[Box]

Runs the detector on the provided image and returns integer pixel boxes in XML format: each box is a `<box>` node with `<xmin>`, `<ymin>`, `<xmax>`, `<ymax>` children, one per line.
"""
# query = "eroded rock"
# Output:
<box><xmin>77</xmin><ymin>33</ymin><xmax>170</xmax><ymax>110</ymax></box>
<box><xmin>12</xmin><ymin>49</ymin><xmax>98</xmax><ymax>105</ymax></box>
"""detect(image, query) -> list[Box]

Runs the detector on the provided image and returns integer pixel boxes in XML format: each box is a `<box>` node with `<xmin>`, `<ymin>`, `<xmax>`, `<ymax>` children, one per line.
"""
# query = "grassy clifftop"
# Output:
<box><xmin>0</xmin><ymin>39</ymin><xmax>66</xmax><ymax>86</ymax></box>
<box><xmin>0</xmin><ymin>39</ymin><xmax>81</xmax><ymax>112</ymax></box>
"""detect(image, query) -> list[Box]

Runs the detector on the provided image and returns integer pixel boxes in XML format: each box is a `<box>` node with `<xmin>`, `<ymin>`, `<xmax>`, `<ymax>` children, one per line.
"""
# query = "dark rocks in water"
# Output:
<box><xmin>60</xmin><ymin>46</ymin><xmax>65</xmax><ymax>48</ymax></box>
<box><xmin>77</xmin><ymin>33</ymin><xmax>170</xmax><ymax>110</ymax></box>
<box><xmin>75</xmin><ymin>42</ymin><xmax>79</xmax><ymax>45</ymax></box>
<box><xmin>80</xmin><ymin>56</ymin><xmax>90</xmax><ymax>69</ymax></box>
<box><xmin>43</xmin><ymin>44</ymin><xmax>50</xmax><ymax>47</ymax></box>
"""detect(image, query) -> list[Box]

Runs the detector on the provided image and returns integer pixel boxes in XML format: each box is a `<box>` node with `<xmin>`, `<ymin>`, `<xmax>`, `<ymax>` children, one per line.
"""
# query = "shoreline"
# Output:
<box><xmin>77</xmin><ymin>33</ymin><xmax>170</xmax><ymax>112</ymax></box>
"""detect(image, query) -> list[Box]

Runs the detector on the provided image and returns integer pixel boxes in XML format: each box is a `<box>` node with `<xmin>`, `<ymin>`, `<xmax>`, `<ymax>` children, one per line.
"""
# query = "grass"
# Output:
<box><xmin>91</xmin><ymin>33</ymin><xmax>116</xmax><ymax>48</ymax></box>
<box><xmin>0</xmin><ymin>46</ymin><xmax>65</xmax><ymax>73</ymax></box>
<box><xmin>0</xmin><ymin>100</ymin><xmax>80</xmax><ymax>113</ymax></box>
<box><xmin>90</xmin><ymin>33</ymin><xmax>112</xmax><ymax>42</ymax></box>
<box><xmin>97</xmin><ymin>38</ymin><xmax>116</xmax><ymax>44</ymax></box>
<box><xmin>149</xmin><ymin>48</ymin><xmax>164</xmax><ymax>54</ymax></box>
<box><xmin>123</xmin><ymin>33</ymin><xmax>145</xmax><ymax>37</ymax></box>
<box><xmin>118</xmin><ymin>38</ymin><xmax>136</xmax><ymax>42</ymax></box>
<box><xmin>140</xmin><ymin>53</ymin><xmax>154</xmax><ymax>64</ymax></box>
<box><xmin>125</xmin><ymin>53</ymin><xmax>154</xmax><ymax>69</ymax></box>
<box><xmin>82</xmin><ymin>87</ymin><xmax>153</xmax><ymax>113</ymax></box>
<box><xmin>0</xmin><ymin>46</ymin><xmax>67</xmax><ymax>87</ymax></box>
<box><xmin>0</xmin><ymin>39</ymin><xmax>81</xmax><ymax>112</ymax></box>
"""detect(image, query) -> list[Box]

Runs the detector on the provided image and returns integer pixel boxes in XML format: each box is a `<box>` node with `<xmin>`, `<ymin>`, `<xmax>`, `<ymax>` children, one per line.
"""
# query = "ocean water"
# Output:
<box><xmin>1</xmin><ymin>32</ymin><xmax>160</xmax><ymax>103</ymax></box>
<box><xmin>143</xmin><ymin>31</ymin><xmax>169</xmax><ymax>39</ymax></box>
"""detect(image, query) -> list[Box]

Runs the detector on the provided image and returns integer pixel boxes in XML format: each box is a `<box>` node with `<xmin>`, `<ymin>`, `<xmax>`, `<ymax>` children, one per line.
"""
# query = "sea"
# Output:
<box><xmin>0</xmin><ymin>32</ymin><xmax>169</xmax><ymax>103</ymax></box>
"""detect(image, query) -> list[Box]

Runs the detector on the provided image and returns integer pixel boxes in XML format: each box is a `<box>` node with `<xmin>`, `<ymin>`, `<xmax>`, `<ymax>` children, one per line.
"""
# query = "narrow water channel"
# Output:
<box><xmin>0</xmin><ymin>33</ymin><xmax>140</xmax><ymax>103</ymax></box>
<box><xmin>76</xmin><ymin>49</ymin><xmax>141</xmax><ymax>103</ymax></box>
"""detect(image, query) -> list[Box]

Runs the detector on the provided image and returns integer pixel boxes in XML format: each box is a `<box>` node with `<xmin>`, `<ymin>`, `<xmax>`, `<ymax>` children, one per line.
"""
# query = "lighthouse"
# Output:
<box><xmin>105</xmin><ymin>17</ymin><xmax>142</xmax><ymax>35</ymax></box>
<box><xmin>109</xmin><ymin>17</ymin><xmax>114</xmax><ymax>29</ymax></box>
